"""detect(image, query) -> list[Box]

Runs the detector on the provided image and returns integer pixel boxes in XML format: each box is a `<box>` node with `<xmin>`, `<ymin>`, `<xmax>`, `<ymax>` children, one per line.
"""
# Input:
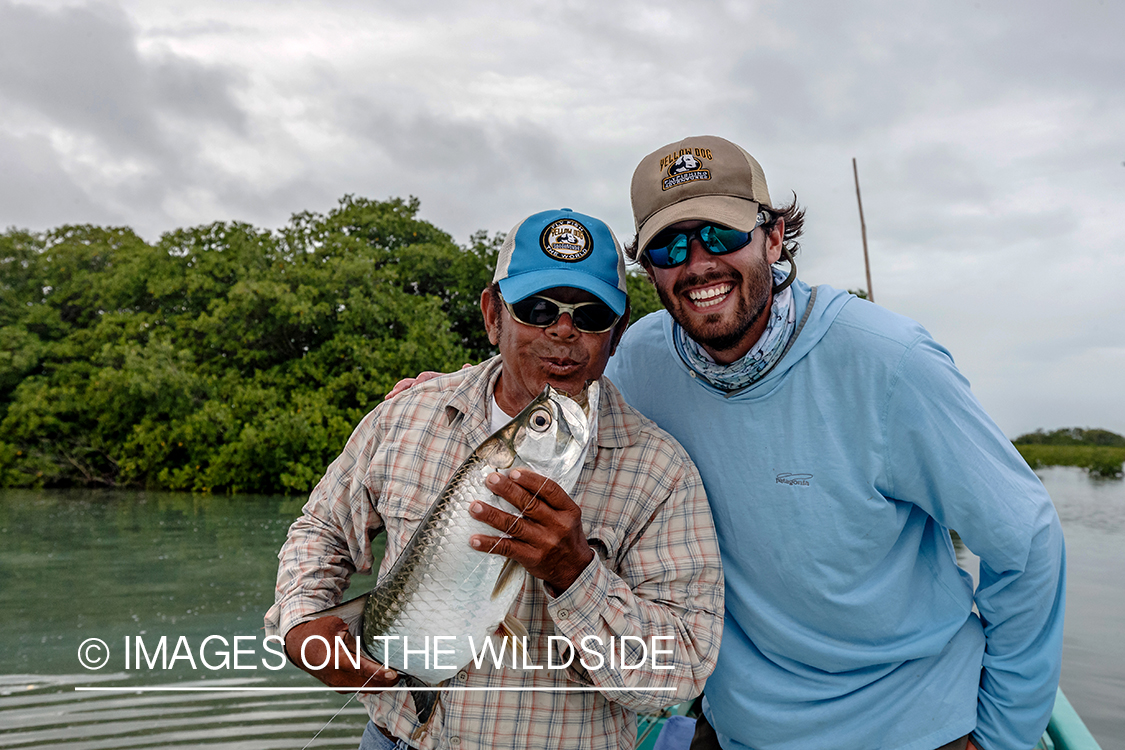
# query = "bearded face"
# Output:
<box><xmin>645</xmin><ymin>220</ymin><xmax>779</xmax><ymax>361</ymax></box>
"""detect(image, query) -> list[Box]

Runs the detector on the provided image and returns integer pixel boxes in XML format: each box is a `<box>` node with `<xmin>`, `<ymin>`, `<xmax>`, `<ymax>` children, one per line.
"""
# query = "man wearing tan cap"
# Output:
<box><xmin>604</xmin><ymin>136</ymin><xmax>1066</xmax><ymax>750</ymax></box>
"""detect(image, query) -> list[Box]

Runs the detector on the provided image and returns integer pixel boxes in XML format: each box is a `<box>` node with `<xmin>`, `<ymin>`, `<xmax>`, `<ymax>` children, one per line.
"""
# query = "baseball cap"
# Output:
<box><xmin>630</xmin><ymin>135</ymin><xmax>773</xmax><ymax>258</ymax></box>
<box><xmin>493</xmin><ymin>208</ymin><xmax>628</xmax><ymax>316</ymax></box>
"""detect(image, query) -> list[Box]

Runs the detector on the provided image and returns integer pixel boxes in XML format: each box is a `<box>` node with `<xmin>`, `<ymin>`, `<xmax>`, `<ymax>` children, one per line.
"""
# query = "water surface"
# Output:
<box><xmin>1040</xmin><ymin>467</ymin><xmax>1125</xmax><ymax>745</ymax></box>
<box><xmin>0</xmin><ymin>490</ymin><xmax>373</xmax><ymax>749</ymax></box>
<box><xmin>1</xmin><ymin>467</ymin><xmax>1121</xmax><ymax>748</ymax></box>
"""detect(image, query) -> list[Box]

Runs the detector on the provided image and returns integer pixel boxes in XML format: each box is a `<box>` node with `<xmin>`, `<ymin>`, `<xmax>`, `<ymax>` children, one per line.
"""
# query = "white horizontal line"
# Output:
<box><xmin>75</xmin><ymin>686</ymin><xmax>677</xmax><ymax>693</ymax></box>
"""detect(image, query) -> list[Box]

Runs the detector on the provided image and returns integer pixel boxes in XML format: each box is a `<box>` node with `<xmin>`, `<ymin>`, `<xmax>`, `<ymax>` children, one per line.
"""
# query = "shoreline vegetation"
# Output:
<box><xmin>1013</xmin><ymin>428</ymin><xmax>1125</xmax><ymax>480</ymax></box>
<box><xmin>0</xmin><ymin>196</ymin><xmax>662</xmax><ymax>494</ymax></box>
<box><xmin>2</xmin><ymin>197</ymin><xmax>1119</xmax><ymax>492</ymax></box>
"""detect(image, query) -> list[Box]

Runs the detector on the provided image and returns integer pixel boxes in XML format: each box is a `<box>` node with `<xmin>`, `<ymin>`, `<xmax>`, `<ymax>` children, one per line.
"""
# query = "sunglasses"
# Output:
<box><xmin>643</xmin><ymin>213</ymin><xmax>768</xmax><ymax>269</ymax></box>
<box><xmin>502</xmin><ymin>294</ymin><xmax>620</xmax><ymax>333</ymax></box>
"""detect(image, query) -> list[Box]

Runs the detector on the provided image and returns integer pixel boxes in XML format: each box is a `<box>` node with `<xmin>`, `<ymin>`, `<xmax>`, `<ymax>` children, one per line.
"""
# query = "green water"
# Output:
<box><xmin>1</xmin><ymin>467</ymin><xmax>1122</xmax><ymax>748</ymax></box>
<box><xmin>0</xmin><ymin>489</ymin><xmax>375</xmax><ymax>749</ymax></box>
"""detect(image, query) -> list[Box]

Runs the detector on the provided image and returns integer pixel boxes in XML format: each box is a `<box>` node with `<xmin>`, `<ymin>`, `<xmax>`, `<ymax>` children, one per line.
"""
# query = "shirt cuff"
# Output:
<box><xmin>267</xmin><ymin>595</ymin><xmax>334</xmax><ymax>641</ymax></box>
<box><xmin>545</xmin><ymin>555</ymin><xmax>610</xmax><ymax>628</ymax></box>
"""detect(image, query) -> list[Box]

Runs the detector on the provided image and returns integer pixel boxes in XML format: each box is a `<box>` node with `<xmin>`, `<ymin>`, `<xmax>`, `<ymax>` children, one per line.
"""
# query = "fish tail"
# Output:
<box><xmin>306</xmin><ymin>592</ymin><xmax>369</xmax><ymax>641</ymax></box>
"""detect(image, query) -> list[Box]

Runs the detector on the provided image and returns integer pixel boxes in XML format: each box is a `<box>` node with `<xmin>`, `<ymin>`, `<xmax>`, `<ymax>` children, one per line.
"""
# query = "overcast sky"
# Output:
<box><xmin>2</xmin><ymin>0</ymin><xmax>1122</xmax><ymax>438</ymax></box>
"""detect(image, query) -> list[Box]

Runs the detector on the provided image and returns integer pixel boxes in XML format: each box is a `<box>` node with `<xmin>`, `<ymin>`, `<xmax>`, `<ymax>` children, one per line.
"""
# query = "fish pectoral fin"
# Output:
<box><xmin>498</xmin><ymin>613</ymin><xmax>538</xmax><ymax>665</ymax></box>
<box><xmin>490</xmin><ymin>557</ymin><xmax>526</xmax><ymax>600</ymax></box>
<box><xmin>499</xmin><ymin>612</ymin><xmax>529</xmax><ymax>642</ymax></box>
<box><xmin>307</xmin><ymin>593</ymin><xmax>368</xmax><ymax>641</ymax></box>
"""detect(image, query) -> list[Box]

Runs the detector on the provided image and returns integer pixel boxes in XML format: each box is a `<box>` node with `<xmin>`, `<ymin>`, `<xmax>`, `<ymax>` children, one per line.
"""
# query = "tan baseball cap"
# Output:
<box><xmin>630</xmin><ymin>135</ymin><xmax>772</xmax><ymax>258</ymax></box>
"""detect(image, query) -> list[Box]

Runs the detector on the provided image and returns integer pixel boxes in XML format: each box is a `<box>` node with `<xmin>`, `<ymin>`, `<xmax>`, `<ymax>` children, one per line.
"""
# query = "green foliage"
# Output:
<box><xmin>1013</xmin><ymin>427</ymin><xmax>1125</xmax><ymax>447</ymax></box>
<box><xmin>2</xmin><ymin>197</ymin><xmax>909</xmax><ymax>494</ymax></box>
<box><xmin>1016</xmin><ymin>445</ymin><xmax>1125</xmax><ymax>479</ymax></box>
<box><xmin>625</xmin><ymin>270</ymin><xmax>664</xmax><ymax>323</ymax></box>
<box><xmin>0</xmin><ymin>196</ymin><xmax>499</xmax><ymax>494</ymax></box>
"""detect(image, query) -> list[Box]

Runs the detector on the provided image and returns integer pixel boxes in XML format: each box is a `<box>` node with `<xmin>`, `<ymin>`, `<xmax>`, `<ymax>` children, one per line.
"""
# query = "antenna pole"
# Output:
<box><xmin>852</xmin><ymin>158</ymin><xmax>874</xmax><ymax>303</ymax></box>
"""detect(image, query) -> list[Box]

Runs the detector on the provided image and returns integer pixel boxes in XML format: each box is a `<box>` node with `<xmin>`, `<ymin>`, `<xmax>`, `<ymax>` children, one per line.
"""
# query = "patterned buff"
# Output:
<box><xmin>673</xmin><ymin>267</ymin><xmax>796</xmax><ymax>393</ymax></box>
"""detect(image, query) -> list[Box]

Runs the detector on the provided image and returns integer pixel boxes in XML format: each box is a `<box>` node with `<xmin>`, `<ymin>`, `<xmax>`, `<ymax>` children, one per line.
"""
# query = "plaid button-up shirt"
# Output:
<box><xmin>265</xmin><ymin>357</ymin><xmax>723</xmax><ymax>750</ymax></box>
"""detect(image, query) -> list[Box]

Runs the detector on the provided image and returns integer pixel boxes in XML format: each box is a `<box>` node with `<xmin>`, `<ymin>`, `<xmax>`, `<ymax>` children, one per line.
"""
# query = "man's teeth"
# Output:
<box><xmin>688</xmin><ymin>284</ymin><xmax>733</xmax><ymax>308</ymax></box>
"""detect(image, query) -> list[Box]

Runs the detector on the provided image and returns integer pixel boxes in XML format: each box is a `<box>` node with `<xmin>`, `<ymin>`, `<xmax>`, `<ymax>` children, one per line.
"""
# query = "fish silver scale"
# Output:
<box><xmin>356</xmin><ymin>382</ymin><xmax>597</xmax><ymax>685</ymax></box>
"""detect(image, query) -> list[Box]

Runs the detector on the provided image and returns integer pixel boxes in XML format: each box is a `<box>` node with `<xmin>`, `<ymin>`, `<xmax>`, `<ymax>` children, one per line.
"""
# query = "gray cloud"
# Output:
<box><xmin>1</xmin><ymin>0</ymin><xmax>1121</xmax><ymax>436</ymax></box>
<box><xmin>0</xmin><ymin>2</ymin><xmax>244</xmax><ymax>156</ymax></box>
<box><xmin>0</xmin><ymin>131</ymin><xmax>122</xmax><ymax>229</ymax></box>
<box><xmin>0</xmin><ymin>0</ymin><xmax>248</xmax><ymax>235</ymax></box>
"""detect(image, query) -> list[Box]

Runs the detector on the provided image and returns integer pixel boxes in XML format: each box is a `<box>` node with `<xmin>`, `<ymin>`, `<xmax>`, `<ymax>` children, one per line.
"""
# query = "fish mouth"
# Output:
<box><xmin>684</xmin><ymin>281</ymin><xmax>734</xmax><ymax>310</ymax></box>
<box><xmin>541</xmin><ymin>377</ymin><xmax>596</xmax><ymax>414</ymax></box>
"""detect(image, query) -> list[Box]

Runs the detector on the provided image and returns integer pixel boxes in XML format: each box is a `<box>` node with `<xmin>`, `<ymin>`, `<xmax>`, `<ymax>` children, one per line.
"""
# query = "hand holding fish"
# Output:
<box><xmin>469</xmin><ymin>468</ymin><xmax>595</xmax><ymax>596</ymax></box>
<box><xmin>284</xmin><ymin>616</ymin><xmax>400</xmax><ymax>694</ymax></box>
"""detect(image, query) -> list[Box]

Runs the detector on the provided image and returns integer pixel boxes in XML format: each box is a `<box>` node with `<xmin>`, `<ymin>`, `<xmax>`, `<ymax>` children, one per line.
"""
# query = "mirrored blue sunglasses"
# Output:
<box><xmin>643</xmin><ymin>213</ymin><xmax>768</xmax><ymax>269</ymax></box>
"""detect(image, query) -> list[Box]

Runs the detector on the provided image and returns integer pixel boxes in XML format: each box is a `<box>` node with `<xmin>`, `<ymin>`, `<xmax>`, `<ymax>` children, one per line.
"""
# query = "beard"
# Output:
<box><xmin>655</xmin><ymin>251</ymin><xmax>774</xmax><ymax>355</ymax></box>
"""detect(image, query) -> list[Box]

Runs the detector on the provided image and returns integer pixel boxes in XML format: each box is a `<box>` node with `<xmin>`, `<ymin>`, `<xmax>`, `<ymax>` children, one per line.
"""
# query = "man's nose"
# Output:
<box><xmin>684</xmin><ymin>235</ymin><xmax>717</xmax><ymax>270</ymax></box>
<box><xmin>547</xmin><ymin>312</ymin><xmax>578</xmax><ymax>338</ymax></box>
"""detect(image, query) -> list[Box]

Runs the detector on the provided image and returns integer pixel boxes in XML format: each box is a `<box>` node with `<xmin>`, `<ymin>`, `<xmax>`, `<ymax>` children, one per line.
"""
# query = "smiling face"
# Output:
<box><xmin>645</xmin><ymin>218</ymin><xmax>784</xmax><ymax>364</ymax></box>
<box><xmin>481</xmin><ymin>285</ymin><xmax>625</xmax><ymax>416</ymax></box>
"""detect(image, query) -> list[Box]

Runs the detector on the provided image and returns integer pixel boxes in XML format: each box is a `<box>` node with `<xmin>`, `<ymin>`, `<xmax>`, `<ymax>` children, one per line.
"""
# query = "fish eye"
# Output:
<box><xmin>528</xmin><ymin>407</ymin><xmax>553</xmax><ymax>432</ymax></box>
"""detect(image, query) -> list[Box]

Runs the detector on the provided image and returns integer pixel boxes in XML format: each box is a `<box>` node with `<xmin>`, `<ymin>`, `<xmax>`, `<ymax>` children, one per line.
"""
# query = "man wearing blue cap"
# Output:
<box><xmin>266</xmin><ymin>208</ymin><xmax>724</xmax><ymax>750</ymax></box>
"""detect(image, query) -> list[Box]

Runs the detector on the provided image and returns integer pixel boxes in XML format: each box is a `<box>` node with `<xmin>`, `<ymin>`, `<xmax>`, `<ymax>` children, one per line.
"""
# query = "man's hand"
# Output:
<box><xmin>384</xmin><ymin>364</ymin><xmax>473</xmax><ymax>400</ymax></box>
<box><xmin>284</xmin><ymin>616</ymin><xmax>399</xmax><ymax>694</ymax></box>
<box><xmin>468</xmin><ymin>468</ymin><xmax>594</xmax><ymax>596</ymax></box>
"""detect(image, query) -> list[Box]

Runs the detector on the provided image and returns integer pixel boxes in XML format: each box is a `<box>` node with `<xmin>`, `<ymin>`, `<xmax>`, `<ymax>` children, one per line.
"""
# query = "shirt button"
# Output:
<box><xmin>456</xmin><ymin>670</ymin><xmax>468</xmax><ymax>681</ymax></box>
<box><xmin>450</xmin><ymin>737</ymin><xmax>461</xmax><ymax>746</ymax></box>
<box><xmin>557</xmin><ymin>608</ymin><xmax>569</xmax><ymax>619</ymax></box>
<box><xmin>689</xmin><ymin>371</ymin><xmax>697</xmax><ymax>378</ymax></box>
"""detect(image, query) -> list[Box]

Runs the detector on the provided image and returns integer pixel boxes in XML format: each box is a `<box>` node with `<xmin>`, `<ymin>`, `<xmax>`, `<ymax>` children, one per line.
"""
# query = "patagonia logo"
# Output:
<box><xmin>775</xmin><ymin>473</ymin><xmax>813</xmax><ymax>486</ymax></box>
<box><xmin>540</xmin><ymin>219</ymin><xmax>592</xmax><ymax>262</ymax></box>
<box><xmin>660</xmin><ymin>149</ymin><xmax>713</xmax><ymax>191</ymax></box>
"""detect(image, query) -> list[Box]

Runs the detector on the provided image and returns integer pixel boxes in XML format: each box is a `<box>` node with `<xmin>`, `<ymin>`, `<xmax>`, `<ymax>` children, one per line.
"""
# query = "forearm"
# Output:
<box><xmin>267</xmin><ymin>510</ymin><xmax>365</xmax><ymax>638</ymax></box>
<box><xmin>884</xmin><ymin>341</ymin><xmax>1067</xmax><ymax>750</ymax></box>
<box><xmin>265</xmin><ymin>448</ymin><xmax>384</xmax><ymax>639</ymax></box>
<box><xmin>972</xmin><ymin>518</ymin><xmax>1066</xmax><ymax>750</ymax></box>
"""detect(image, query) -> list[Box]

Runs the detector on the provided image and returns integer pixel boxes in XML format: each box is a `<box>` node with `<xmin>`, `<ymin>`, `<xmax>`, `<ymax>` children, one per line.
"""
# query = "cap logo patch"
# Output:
<box><xmin>660</xmin><ymin>147</ymin><xmax>713</xmax><ymax>191</ymax></box>
<box><xmin>540</xmin><ymin>219</ymin><xmax>593</xmax><ymax>262</ymax></box>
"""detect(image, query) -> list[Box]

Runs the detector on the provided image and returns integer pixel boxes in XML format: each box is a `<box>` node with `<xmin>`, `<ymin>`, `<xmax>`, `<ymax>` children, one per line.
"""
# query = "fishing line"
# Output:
<box><xmin>452</xmin><ymin>469</ymin><xmax>552</xmax><ymax>586</ymax></box>
<box><xmin>304</xmin><ymin>390</ymin><xmax>589</xmax><ymax>746</ymax></box>
<box><xmin>301</xmin><ymin>667</ymin><xmax>380</xmax><ymax>750</ymax></box>
<box><xmin>301</xmin><ymin>473</ymin><xmax>550</xmax><ymax>749</ymax></box>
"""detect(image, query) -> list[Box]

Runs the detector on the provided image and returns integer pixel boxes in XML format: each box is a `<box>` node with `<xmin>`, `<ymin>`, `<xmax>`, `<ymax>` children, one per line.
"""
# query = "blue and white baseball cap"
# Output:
<box><xmin>493</xmin><ymin>208</ymin><xmax>628</xmax><ymax>316</ymax></box>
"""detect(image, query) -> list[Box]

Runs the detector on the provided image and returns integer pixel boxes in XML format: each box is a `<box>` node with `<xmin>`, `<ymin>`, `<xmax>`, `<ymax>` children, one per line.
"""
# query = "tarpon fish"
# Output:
<box><xmin>311</xmin><ymin>381</ymin><xmax>598</xmax><ymax>727</ymax></box>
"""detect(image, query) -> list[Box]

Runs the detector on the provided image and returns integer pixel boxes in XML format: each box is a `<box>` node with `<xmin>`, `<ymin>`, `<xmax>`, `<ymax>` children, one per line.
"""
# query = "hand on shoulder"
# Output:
<box><xmin>384</xmin><ymin>364</ymin><xmax>473</xmax><ymax>400</ymax></box>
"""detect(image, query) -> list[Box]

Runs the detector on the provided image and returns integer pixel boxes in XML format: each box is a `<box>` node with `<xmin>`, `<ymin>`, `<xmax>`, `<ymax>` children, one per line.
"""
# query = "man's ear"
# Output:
<box><xmin>481</xmin><ymin>288</ymin><xmax>500</xmax><ymax>346</ymax></box>
<box><xmin>609</xmin><ymin>301</ymin><xmax>631</xmax><ymax>356</ymax></box>
<box><xmin>765</xmin><ymin>217</ymin><xmax>785</xmax><ymax>266</ymax></box>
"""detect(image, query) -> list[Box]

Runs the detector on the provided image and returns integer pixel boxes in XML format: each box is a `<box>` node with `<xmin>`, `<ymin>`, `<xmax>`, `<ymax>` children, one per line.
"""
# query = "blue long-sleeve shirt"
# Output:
<box><xmin>605</xmin><ymin>280</ymin><xmax>1065</xmax><ymax>750</ymax></box>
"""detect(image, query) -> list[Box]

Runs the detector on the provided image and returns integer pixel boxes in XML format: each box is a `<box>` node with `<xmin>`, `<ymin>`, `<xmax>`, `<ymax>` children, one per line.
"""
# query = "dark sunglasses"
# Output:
<box><xmin>643</xmin><ymin>213</ymin><xmax>768</xmax><ymax>269</ymax></box>
<box><xmin>502</xmin><ymin>294</ymin><xmax>620</xmax><ymax>333</ymax></box>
